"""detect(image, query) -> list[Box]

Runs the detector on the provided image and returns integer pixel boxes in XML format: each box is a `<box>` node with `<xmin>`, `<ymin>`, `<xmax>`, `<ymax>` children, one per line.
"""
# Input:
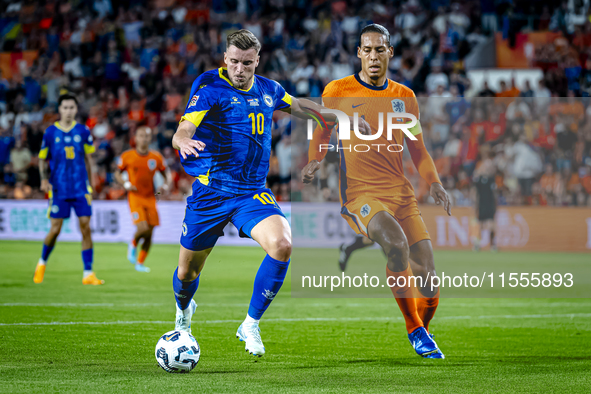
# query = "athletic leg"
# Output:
<box><xmin>173</xmin><ymin>245</ymin><xmax>212</xmax><ymax>333</ymax></box>
<box><xmin>368</xmin><ymin>211</ymin><xmax>423</xmax><ymax>334</ymax></box>
<box><xmin>79</xmin><ymin>216</ymin><xmax>103</xmax><ymax>285</ymax></box>
<box><xmin>34</xmin><ymin>218</ymin><xmax>63</xmax><ymax>283</ymax></box>
<box><xmin>409</xmin><ymin>239</ymin><xmax>439</xmax><ymax>331</ymax></box>
<box><xmin>338</xmin><ymin>235</ymin><xmax>374</xmax><ymax>272</ymax></box>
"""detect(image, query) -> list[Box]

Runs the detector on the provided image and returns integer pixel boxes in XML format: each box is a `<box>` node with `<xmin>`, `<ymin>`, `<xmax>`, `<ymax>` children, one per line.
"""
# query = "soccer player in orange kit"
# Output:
<box><xmin>115</xmin><ymin>126</ymin><xmax>172</xmax><ymax>272</ymax></box>
<box><xmin>302</xmin><ymin>24</ymin><xmax>451</xmax><ymax>359</ymax></box>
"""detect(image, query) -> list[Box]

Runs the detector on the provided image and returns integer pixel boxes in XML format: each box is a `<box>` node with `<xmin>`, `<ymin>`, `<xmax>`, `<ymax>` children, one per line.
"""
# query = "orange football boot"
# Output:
<box><xmin>33</xmin><ymin>263</ymin><xmax>46</xmax><ymax>284</ymax></box>
<box><xmin>82</xmin><ymin>272</ymin><xmax>105</xmax><ymax>285</ymax></box>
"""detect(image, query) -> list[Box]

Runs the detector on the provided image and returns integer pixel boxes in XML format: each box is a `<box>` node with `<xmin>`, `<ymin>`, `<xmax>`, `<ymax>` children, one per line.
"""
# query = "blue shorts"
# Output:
<box><xmin>180</xmin><ymin>181</ymin><xmax>285</xmax><ymax>251</ymax></box>
<box><xmin>48</xmin><ymin>195</ymin><xmax>92</xmax><ymax>219</ymax></box>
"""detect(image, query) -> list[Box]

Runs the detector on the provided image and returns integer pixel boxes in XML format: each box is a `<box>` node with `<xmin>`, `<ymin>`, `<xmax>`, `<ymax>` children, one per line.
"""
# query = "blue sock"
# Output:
<box><xmin>248</xmin><ymin>255</ymin><xmax>290</xmax><ymax>320</ymax></box>
<box><xmin>41</xmin><ymin>244</ymin><xmax>54</xmax><ymax>262</ymax></box>
<box><xmin>82</xmin><ymin>248</ymin><xmax>93</xmax><ymax>271</ymax></box>
<box><xmin>173</xmin><ymin>267</ymin><xmax>200</xmax><ymax>310</ymax></box>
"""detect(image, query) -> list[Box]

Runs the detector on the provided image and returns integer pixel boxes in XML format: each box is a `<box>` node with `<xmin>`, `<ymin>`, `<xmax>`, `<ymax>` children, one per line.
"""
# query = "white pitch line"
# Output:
<box><xmin>1</xmin><ymin>313</ymin><xmax>591</xmax><ymax>327</ymax></box>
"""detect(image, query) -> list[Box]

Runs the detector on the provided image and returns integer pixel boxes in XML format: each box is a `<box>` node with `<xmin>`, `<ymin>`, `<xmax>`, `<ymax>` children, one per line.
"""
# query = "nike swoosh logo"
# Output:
<box><xmin>352</xmin><ymin>103</ymin><xmax>365</xmax><ymax>108</ymax></box>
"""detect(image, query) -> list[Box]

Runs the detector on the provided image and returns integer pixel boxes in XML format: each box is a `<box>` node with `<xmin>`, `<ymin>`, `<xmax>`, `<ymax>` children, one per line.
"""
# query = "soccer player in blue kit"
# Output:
<box><xmin>33</xmin><ymin>94</ymin><xmax>104</xmax><ymax>285</ymax></box>
<box><xmin>171</xmin><ymin>30</ymin><xmax>370</xmax><ymax>357</ymax></box>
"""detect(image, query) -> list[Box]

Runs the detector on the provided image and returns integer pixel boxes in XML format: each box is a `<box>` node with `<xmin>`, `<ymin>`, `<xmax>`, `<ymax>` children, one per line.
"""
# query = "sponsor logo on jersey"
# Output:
<box><xmin>148</xmin><ymin>159</ymin><xmax>157</xmax><ymax>170</ymax></box>
<box><xmin>74</xmin><ymin>135</ymin><xmax>81</xmax><ymax>143</ymax></box>
<box><xmin>247</xmin><ymin>98</ymin><xmax>259</xmax><ymax>106</ymax></box>
<box><xmin>360</xmin><ymin>204</ymin><xmax>371</xmax><ymax>218</ymax></box>
<box><xmin>231</xmin><ymin>96</ymin><xmax>241</xmax><ymax>104</ymax></box>
<box><xmin>263</xmin><ymin>94</ymin><xmax>273</xmax><ymax>107</ymax></box>
<box><xmin>189</xmin><ymin>95</ymin><xmax>199</xmax><ymax>107</ymax></box>
<box><xmin>199</xmin><ymin>84</ymin><xmax>207</xmax><ymax>90</ymax></box>
<box><xmin>64</xmin><ymin>136</ymin><xmax>71</xmax><ymax>143</ymax></box>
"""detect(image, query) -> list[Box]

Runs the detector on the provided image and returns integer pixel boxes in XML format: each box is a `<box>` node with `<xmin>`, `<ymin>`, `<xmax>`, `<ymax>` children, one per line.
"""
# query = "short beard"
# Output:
<box><xmin>231</xmin><ymin>77</ymin><xmax>250</xmax><ymax>90</ymax></box>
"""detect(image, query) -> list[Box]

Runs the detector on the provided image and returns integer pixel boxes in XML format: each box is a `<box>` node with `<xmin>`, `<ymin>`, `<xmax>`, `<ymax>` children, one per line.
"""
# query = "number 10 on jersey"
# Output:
<box><xmin>249</xmin><ymin>113</ymin><xmax>264</xmax><ymax>135</ymax></box>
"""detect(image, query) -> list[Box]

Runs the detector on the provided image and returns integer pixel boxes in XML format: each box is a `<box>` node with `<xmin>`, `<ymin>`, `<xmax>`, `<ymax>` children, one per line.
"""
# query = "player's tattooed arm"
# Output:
<box><xmin>39</xmin><ymin>159</ymin><xmax>51</xmax><ymax>193</ymax></box>
<box><xmin>172</xmin><ymin>120</ymin><xmax>206</xmax><ymax>159</ymax></box>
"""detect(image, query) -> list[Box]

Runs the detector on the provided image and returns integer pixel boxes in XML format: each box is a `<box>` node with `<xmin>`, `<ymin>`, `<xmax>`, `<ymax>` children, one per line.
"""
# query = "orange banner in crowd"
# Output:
<box><xmin>420</xmin><ymin>206</ymin><xmax>591</xmax><ymax>253</ymax></box>
<box><xmin>0</xmin><ymin>51</ymin><xmax>39</xmax><ymax>80</ymax></box>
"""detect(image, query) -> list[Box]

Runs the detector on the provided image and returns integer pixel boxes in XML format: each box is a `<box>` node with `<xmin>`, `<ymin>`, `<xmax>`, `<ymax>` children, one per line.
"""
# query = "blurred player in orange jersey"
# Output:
<box><xmin>302</xmin><ymin>24</ymin><xmax>451</xmax><ymax>359</ymax></box>
<box><xmin>115</xmin><ymin>126</ymin><xmax>172</xmax><ymax>272</ymax></box>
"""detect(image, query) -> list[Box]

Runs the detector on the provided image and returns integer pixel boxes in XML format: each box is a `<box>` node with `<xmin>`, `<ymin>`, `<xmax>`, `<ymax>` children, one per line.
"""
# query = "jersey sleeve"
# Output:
<box><xmin>180</xmin><ymin>78</ymin><xmax>217</xmax><ymax>128</ymax></box>
<box><xmin>273</xmin><ymin>80</ymin><xmax>292</xmax><ymax>112</ymax></box>
<box><xmin>38</xmin><ymin>128</ymin><xmax>52</xmax><ymax>159</ymax></box>
<box><xmin>83</xmin><ymin>126</ymin><xmax>95</xmax><ymax>154</ymax></box>
<box><xmin>117</xmin><ymin>152</ymin><xmax>128</xmax><ymax>171</ymax></box>
<box><xmin>405</xmin><ymin>91</ymin><xmax>422</xmax><ymax>137</ymax></box>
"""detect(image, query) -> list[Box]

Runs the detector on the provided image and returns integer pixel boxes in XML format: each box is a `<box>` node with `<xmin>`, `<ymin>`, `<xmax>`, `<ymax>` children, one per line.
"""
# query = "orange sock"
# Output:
<box><xmin>132</xmin><ymin>239</ymin><xmax>138</xmax><ymax>247</ymax></box>
<box><xmin>138</xmin><ymin>250</ymin><xmax>148</xmax><ymax>264</ymax></box>
<box><xmin>416</xmin><ymin>288</ymin><xmax>440</xmax><ymax>332</ymax></box>
<box><xmin>386</xmin><ymin>265</ymin><xmax>423</xmax><ymax>334</ymax></box>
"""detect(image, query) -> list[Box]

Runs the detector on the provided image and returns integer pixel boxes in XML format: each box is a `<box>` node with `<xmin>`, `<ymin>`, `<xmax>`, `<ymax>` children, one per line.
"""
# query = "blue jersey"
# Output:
<box><xmin>39</xmin><ymin>122</ymin><xmax>95</xmax><ymax>199</ymax></box>
<box><xmin>180</xmin><ymin>67</ymin><xmax>292</xmax><ymax>194</ymax></box>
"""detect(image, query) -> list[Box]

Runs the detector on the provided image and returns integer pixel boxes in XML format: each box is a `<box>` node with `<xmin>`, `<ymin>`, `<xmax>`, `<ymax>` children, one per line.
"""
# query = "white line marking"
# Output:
<box><xmin>1</xmin><ymin>313</ymin><xmax>590</xmax><ymax>327</ymax></box>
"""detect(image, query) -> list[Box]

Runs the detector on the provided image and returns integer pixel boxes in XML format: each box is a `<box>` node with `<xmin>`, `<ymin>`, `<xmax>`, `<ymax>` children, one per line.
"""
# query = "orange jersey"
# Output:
<box><xmin>117</xmin><ymin>149</ymin><xmax>166</xmax><ymax>199</ymax></box>
<box><xmin>309</xmin><ymin>74</ymin><xmax>422</xmax><ymax>203</ymax></box>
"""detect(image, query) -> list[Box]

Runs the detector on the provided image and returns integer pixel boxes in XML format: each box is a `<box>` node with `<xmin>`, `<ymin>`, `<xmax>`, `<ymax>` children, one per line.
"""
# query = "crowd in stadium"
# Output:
<box><xmin>1</xmin><ymin>0</ymin><xmax>591</xmax><ymax>207</ymax></box>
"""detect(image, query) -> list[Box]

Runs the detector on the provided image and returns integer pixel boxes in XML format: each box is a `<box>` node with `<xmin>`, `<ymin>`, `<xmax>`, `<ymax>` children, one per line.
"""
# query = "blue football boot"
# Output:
<box><xmin>408</xmin><ymin>327</ymin><xmax>439</xmax><ymax>357</ymax></box>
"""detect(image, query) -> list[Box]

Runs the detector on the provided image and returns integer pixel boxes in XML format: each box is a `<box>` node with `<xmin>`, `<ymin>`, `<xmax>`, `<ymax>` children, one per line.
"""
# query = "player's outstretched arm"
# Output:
<box><xmin>407</xmin><ymin>133</ymin><xmax>451</xmax><ymax>215</ymax></box>
<box><xmin>172</xmin><ymin>120</ymin><xmax>205</xmax><ymax>159</ymax></box>
<box><xmin>39</xmin><ymin>158</ymin><xmax>51</xmax><ymax>193</ymax></box>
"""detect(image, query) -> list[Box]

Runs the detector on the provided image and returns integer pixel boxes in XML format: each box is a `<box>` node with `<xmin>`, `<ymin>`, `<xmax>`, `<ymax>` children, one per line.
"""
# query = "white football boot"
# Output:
<box><xmin>175</xmin><ymin>299</ymin><xmax>197</xmax><ymax>334</ymax></box>
<box><xmin>236</xmin><ymin>322</ymin><xmax>265</xmax><ymax>357</ymax></box>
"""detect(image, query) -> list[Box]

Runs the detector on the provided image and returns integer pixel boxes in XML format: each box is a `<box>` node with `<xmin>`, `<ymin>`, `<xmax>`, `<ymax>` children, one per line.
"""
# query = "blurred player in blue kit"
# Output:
<box><xmin>171</xmin><ymin>30</ymin><xmax>370</xmax><ymax>357</ymax></box>
<box><xmin>33</xmin><ymin>94</ymin><xmax>104</xmax><ymax>285</ymax></box>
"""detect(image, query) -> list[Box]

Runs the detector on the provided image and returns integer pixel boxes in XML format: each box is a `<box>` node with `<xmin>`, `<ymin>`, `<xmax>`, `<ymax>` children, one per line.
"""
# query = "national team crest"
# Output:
<box><xmin>360</xmin><ymin>204</ymin><xmax>371</xmax><ymax>218</ymax></box>
<box><xmin>263</xmin><ymin>94</ymin><xmax>273</xmax><ymax>107</ymax></box>
<box><xmin>189</xmin><ymin>95</ymin><xmax>199</xmax><ymax>107</ymax></box>
<box><xmin>391</xmin><ymin>99</ymin><xmax>405</xmax><ymax>113</ymax></box>
<box><xmin>148</xmin><ymin>159</ymin><xmax>157</xmax><ymax>170</ymax></box>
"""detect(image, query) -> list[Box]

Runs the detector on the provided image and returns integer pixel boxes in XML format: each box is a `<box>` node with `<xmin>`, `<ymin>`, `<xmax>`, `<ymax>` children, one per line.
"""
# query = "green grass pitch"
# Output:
<box><xmin>1</xmin><ymin>240</ymin><xmax>590</xmax><ymax>393</ymax></box>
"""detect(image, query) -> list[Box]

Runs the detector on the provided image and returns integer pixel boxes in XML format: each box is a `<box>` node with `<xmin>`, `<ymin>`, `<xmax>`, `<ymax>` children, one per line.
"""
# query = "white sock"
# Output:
<box><xmin>244</xmin><ymin>314</ymin><xmax>260</xmax><ymax>326</ymax></box>
<box><xmin>38</xmin><ymin>258</ymin><xmax>46</xmax><ymax>266</ymax></box>
<box><xmin>83</xmin><ymin>270</ymin><xmax>93</xmax><ymax>277</ymax></box>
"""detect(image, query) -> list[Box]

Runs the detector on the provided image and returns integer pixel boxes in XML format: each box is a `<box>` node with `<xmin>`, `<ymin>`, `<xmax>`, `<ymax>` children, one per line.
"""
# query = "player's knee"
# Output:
<box><xmin>269</xmin><ymin>236</ymin><xmax>292</xmax><ymax>261</ymax></box>
<box><xmin>385</xmin><ymin>239</ymin><xmax>409</xmax><ymax>264</ymax></box>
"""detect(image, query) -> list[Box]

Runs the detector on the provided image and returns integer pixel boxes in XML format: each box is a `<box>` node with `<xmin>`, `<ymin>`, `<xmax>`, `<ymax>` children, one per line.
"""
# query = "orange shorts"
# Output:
<box><xmin>128</xmin><ymin>194</ymin><xmax>160</xmax><ymax>227</ymax></box>
<box><xmin>341</xmin><ymin>195</ymin><xmax>430</xmax><ymax>247</ymax></box>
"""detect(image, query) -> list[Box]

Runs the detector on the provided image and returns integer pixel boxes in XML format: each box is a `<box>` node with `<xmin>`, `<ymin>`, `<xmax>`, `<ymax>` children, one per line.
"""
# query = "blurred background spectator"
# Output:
<box><xmin>0</xmin><ymin>0</ymin><xmax>589</xmax><ymax>208</ymax></box>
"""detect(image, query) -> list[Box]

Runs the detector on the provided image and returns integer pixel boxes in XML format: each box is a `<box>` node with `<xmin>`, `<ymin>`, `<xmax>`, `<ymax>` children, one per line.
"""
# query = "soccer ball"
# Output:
<box><xmin>155</xmin><ymin>330</ymin><xmax>200</xmax><ymax>373</ymax></box>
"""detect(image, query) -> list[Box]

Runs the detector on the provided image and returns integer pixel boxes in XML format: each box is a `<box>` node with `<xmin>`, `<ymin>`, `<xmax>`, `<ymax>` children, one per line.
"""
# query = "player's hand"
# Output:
<box><xmin>40</xmin><ymin>179</ymin><xmax>52</xmax><ymax>193</ymax></box>
<box><xmin>124</xmin><ymin>181</ymin><xmax>137</xmax><ymax>192</ymax></box>
<box><xmin>301</xmin><ymin>160</ymin><xmax>321</xmax><ymax>184</ymax></box>
<box><xmin>350</xmin><ymin>115</ymin><xmax>372</xmax><ymax>136</ymax></box>
<box><xmin>431</xmin><ymin>182</ymin><xmax>451</xmax><ymax>216</ymax></box>
<box><xmin>177</xmin><ymin>136</ymin><xmax>205</xmax><ymax>159</ymax></box>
